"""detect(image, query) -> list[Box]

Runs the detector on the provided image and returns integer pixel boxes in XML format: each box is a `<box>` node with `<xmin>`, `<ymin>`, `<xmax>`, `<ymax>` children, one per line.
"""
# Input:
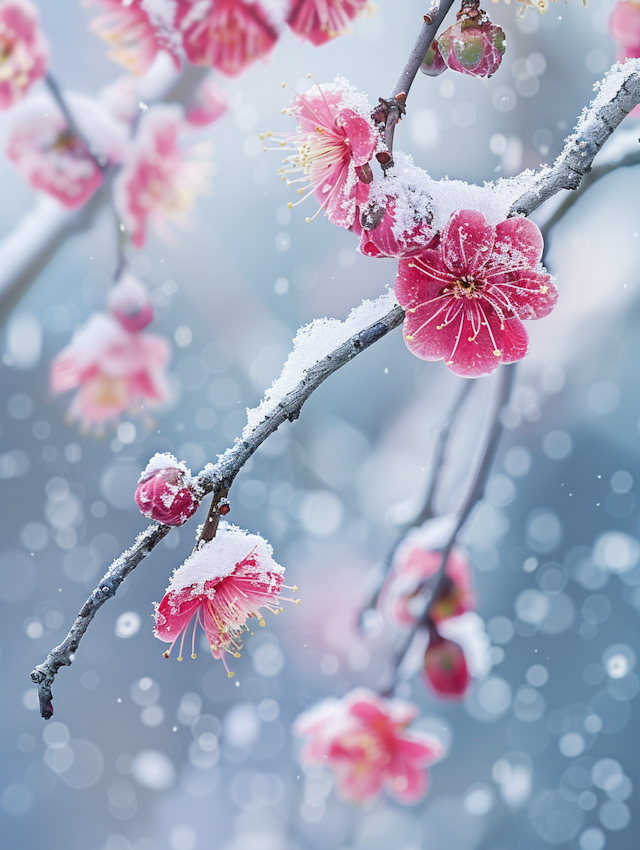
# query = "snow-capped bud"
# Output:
<box><xmin>424</xmin><ymin>626</ymin><xmax>469</xmax><ymax>700</ymax></box>
<box><xmin>437</xmin><ymin>11</ymin><xmax>505</xmax><ymax>78</ymax></box>
<box><xmin>135</xmin><ymin>453</ymin><xmax>199</xmax><ymax>526</ymax></box>
<box><xmin>108</xmin><ymin>273</ymin><xmax>153</xmax><ymax>332</ymax></box>
<box><xmin>420</xmin><ymin>39</ymin><xmax>447</xmax><ymax>77</ymax></box>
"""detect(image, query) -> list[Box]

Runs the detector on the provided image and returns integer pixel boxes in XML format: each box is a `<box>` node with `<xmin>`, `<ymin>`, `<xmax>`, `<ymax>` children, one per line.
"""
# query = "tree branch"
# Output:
<box><xmin>509</xmin><ymin>60</ymin><xmax>640</xmax><ymax>218</ymax></box>
<box><xmin>381</xmin><ymin>0</ymin><xmax>456</xmax><ymax>170</ymax></box>
<box><xmin>31</xmin><ymin>298</ymin><xmax>405</xmax><ymax>718</ymax></box>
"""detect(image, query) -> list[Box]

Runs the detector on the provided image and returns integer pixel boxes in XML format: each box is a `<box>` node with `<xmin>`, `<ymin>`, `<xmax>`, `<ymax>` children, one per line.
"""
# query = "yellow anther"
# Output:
<box><xmin>259</xmin><ymin>133</ymin><xmax>265</xmax><ymax>140</ymax></box>
<box><xmin>287</xmin><ymin>202</ymin><xmax>293</xmax><ymax>208</ymax></box>
<box><xmin>281</xmin><ymin>82</ymin><xmax>286</xmax><ymax>87</ymax></box>
<box><xmin>191</xmin><ymin>653</ymin><xmax>197</xmax><ymax>659</ymax></box>
<box><xmin>177</xmin><ymin>656</ymin><xmax>183</xmax><ymax>662</ymax></box>
<box><xmin>163</xmin><ymin>650</ymin><xmax>170</xmax><ymax>659</ymax></box>
<box><xmin>307</xmin><ymin>73</ymin><xmax>312</xmax><ymax>78</ymax></box>
<box><xmin>405</xmin><ymin>334</ymin><xmax>414</xmax><ymax>340</ymax></box>
<box><xmin>259</xmin><ymin>618</ymin><xmax>266</xmax><ymax>627</ymax></box>
<box><xmin>540</xmin><ymin>285</ymin><xmax>549</xmax><ymax>294</ymax></box>
<box><xmin>493</xmin><ymin>349</ymin><xmax>502</xmax><ymax>356</ymax></box>
<box><xmin>281</xmin><ymin>108</ymin><xmax>286</xmax><ymax>114</ymax></box>
<box><xmin>227</xmin><ymin>671</ymin><xmax>235</xmax><ymax>678</ymax></box>
<box><xmin>266</xmin><ymin>131</ymin><xmax>273</xmax><ymax>137</ymax></box>
<box><xmin>233</xmin><ymin>652</ymin><xmax>241</xmax><ymax>658</ymax></box>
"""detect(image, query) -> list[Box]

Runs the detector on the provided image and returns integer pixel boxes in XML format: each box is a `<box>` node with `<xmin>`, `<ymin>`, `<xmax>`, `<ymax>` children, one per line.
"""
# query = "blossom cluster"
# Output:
<box><xmin>91</xmin><ymin>0</ymin><xmax>371</xmax><ymax>79</ymax></box>
<box><xmin>278</xmin><ymin>78</ymin><xmax>558</xmax><ymax>377</ymax></box>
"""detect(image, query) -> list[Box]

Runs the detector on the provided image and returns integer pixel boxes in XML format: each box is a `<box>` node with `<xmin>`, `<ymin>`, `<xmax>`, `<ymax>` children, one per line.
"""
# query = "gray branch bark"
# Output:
<box><xmin>31</xmin><ymin>304</ymin><xmax>405</xmax><ymax>718</ymax></box>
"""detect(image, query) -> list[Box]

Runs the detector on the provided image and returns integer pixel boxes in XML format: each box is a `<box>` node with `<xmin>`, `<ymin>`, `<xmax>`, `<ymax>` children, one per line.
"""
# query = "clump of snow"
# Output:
<box><xmin>243</xmin><ymin>290</ymin><xmax>398</xmax><ymax>438</ymax></box>
<box><xmin>166</xmin><ymin>522</ymin><xmax>283</xmax><ymax>594</ymax></box>
<box><xmin>575</xmin><ymin>58</ymin><xmax>640</xmax><ymax>138</ymax></box>
<box><xmin>382</xmin><ymin>151</ymin><xmax>538</xmax><ymax>232</ymax></box>
<box><xmin>139</xmin><ymin>452</ymin><xmax>191</xmax><ymax>483</ymax></box>
<box><xmin>392</xmin><ymin>514</ymin><xmax>458</xmax><ymax>570</ymax></box>
<box><xmin>329</xmin><ymin>75</ymin><xmax>377</xmax><ymax>123</ymax></box>
<box><xmin>438</xmin><ymin>612</ymin><xmax>492</xmax><ymax>678</ymax></box>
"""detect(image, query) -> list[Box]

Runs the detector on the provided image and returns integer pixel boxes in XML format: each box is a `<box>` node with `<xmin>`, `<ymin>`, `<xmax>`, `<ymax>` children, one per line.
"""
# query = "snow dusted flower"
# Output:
<box><xmin>135</xmin><ymin>452</ymin><xmax>199</xmax><ymax>525</ymax></box>
<box><xmin>0</xmin><ymin>0</ymin><xmax>48</xmax><ymax>110</ymax></box>
<box><xmin>6</xmin><ymin>92</ymin><xmax>128</xmax><ymax>208</ymax></box>
<box><xmin>90</xmin><ymin>0</ymin><xmax>181</xmax><ymax>76</ymax></box>
<box><xmin>108</xmin><ymin>272</ymin><xmax>154</xmax><ymax>331</ymax></box>
<box><xmin>186</xmin><ymin>75</ymin><xmax>227</xmax><ymax>127</ymax></box>
<box><xmin>294</xmin><ymin>688</ymin><xmax>444</xmax><ymax>804</ymax></box>
<box><xmin>437</xmin><ymin>6</ymin><xmax>505</xmax><ymax>79</ymax></box>
<box><xmin>50</xmin><ymin>312</ymin><xmax>170</xmax><ymax>432</ymax></box>
<box><xmin>286</xmin><ymin>0</ymin><xmax>369</xmax><ymax>46</ymax></box>
<box><xmin>395</xmin><ymin>210</ymin><xmax>557</xmax><ymax>377</ymax></box>
<box><xmin>385</xmin><ymin>516</ymin><xmax>474</xmax><ymax>627</ymax></box>
<box><xmin>274</xmin><ymin>78</ymin><xmax>378</xmax><ymax>228</ymax></box>
<box><xmin>99</xmin><ymin>74</ymin><xmax>140</xmax><ymax>125</ymax></box>
<box><xmin>176</xmin><ymin>0</ymin><xmax>279</xmax><ymax>78</ymax></box>
<box><xmin>114</xmin><ymin>104</ymin><xmax>210</xmax><ymax>247</ymax></box>
<box><xmin>154</xmin><ymin>523</ymin><xmax>296</xmax><ymax>671</ymax></box>
<box><xmin>424</xmin><ymin>625</ymin><xmax>470</xmax><ymax>700</ymax></box>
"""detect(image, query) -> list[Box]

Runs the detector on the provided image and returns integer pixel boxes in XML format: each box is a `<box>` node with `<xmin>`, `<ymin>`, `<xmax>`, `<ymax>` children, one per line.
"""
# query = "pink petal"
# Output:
<box><xmin>490</xmin><ymin>270</ymin><xmax>558</xmax><ymax>321</ymax></box>
<box><xmin>441</xmin><ymin>210</ymin><xmax>495</xmax><ymax>277</ymax></box>
<box><xmin>494</xmin><ymin>217</ymin><xmax>544</xmax><ymax>267</ymax></box>
<box><xmin>154</xmin><ymin>591</ymin><xmax>202</xmax><ymax>642</ymax></box>
<box><xmin>500</xmin><ymin>317</ymin><xmax>529</xmax><ymax>364</ymax></box>
<box><xmin>335</xmin><ymin>108</ymin><xmax>376</xmax><ymax>165</ymax></box>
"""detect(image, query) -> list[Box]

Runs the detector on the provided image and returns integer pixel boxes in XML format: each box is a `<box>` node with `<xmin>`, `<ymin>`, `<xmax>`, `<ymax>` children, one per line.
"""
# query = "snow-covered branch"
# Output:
<box><xmin>510</xmin><ymin>59</ymin><xmax>640</xmax><ymax>217</ymax></box>
<box><xmin>31</xmin><ymin>293</ymin><xmax>404</xmax><ymax>718</ymax></box>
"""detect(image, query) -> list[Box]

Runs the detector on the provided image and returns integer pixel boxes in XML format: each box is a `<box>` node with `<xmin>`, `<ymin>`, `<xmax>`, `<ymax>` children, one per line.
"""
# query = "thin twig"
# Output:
<box><xmin>44</xmin><ymin>73</ymin><xmax>108</xmax><ymax>170</ymax></box>
<box><xmin>382</xmin><ymin>363</ymin><xmax>516</xmax><ymax>696</ymax></box>
<box><xmin>381</xmin><ymin>0</ymin><xmax>456</xmax><ymax>170</ymax></box>
<box><xmin>31</xmin><ymin>301</ymin><xmax>405</xmax><ymax>718</ymax></box>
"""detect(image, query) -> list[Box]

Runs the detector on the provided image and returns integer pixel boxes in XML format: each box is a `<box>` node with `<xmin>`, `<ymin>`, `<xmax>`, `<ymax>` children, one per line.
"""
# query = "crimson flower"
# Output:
<box><xmin>395</xmin><ymin>210</ymin><xmax>557</xmax><ymax>377</ymax></box>
<box><xmin>286</xmin><ymin>0</ymin><xmax>369</xmax><ymax>46</ymax></box>
<box><xmin>135</xmin><ymin>453</ymin><xmax>199</xmax><ymax>526</ymax></box>
<box><xmin>154</xmin><ymin>523</ymin><xmax>296</xmax><ymax>673</ymax></box>
<box><xmin>176</xmin><ymin>0</ymin><xmax>278</xmax><ymax>78</ymax></box>
<box><xmin>276</xmin><ymin>79</ymin><xmax>377</xmax><ymax>228</ymax></box>
<box><xmin>294</xmin><ymin>688</ymin><xmax>443</xmax><ymax>803</ymax></box>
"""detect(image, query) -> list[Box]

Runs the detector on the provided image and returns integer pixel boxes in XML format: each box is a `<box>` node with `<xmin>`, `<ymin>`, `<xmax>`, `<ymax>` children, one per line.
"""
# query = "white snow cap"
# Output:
<box><xmin>139</xmin><ymin>452</ymin><xmax>192</xmax><ymax>483</ymax></box>
<box><xmin>108</xmin><ymin>273</ymin><xmax>150</xmax><ymax>313</ymax></box>
<box><xmin>392</xmin><ymin>513</ymin><xmax>458</xmax><ymax>570</ymax></box>
<box><xmin>166</xmin><ymin>522</ymin><xmax>284</xmax><ymax>594</ymax></box>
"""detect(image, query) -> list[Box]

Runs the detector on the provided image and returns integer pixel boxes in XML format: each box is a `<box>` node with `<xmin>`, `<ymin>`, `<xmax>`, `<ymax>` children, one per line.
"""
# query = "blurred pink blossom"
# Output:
<box><xmin>177</xmin><ymin>0</ymin><xmax>278</xmax><ymax>77</ymax></box>
<box><xmin>50</xmin><ymin>311</ymin><xmax>170</xmax><ymax>432</ymax></box>
<box><xmin>279</xmin><ymin>79</ymin><xmax>377</xmax><ymax>228</ymax></box>
<box><xmin>286</xmin><ymin>0</ymin><xmax>369</xmax><ymax>46</ymax></box>
<box><xmin>186</xmin><ymin>75</ymin><xmax>227</xmax><ymax>127</ymax></box>
<box><xmin>395</xmin><ymin>210</ymin><xmax>557</xmax><ymax>377</ymax></box>
<box><xmin>424</xmin><ymin>626</ymin><xmax>470</xmax><ymax>700</ymax></box>
<box><xmin>108</xmin><ymin>272</ymin><xmax>154</xmax><ymax>331</ymax></box>
<box><xmin>90</xmin><ymin>0</ymin><xmax>181</xmax><ymax>75</ymax></box>
<box><xmin>0</xmin><ymin>0</ymin><xmax>48</xmax><ymax>109</ymax></box>
<box><xmin>294</xmin><ymin>688</ymin><xmax>443</xmax><ymax>803</ymax></box>
<box><xmin>6</xmin><ymin>92</ymin><xmax>128</xmax><ymax>208</ymax></box>
<box><xmin>154</xmin><ymin>523</ymin><xmax>289</xmax><ymax>670</ymax></box>
<box><xmin>114</xmin><ymin>103</ymin><xmax>210</xmax><ymax>247</ymax></box>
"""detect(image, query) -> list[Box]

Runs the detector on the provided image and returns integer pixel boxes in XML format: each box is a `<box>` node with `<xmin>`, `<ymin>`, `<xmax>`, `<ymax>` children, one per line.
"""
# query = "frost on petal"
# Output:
<box><xmin>114</xmin><ymin>104</ymin><xmax>211</xmax><ymax>247</ymax></box>
<box><xmin>395</xmin><ymin>210</ymin><xmax>556</xmax><ymax>377</ymax></box>
<box><xmin>177</xmin><ymin>0</ymin><xmax>278</xmax><ymax>77</ymax></box>
<box><xmin>294</xmin><ymin>688</ymin><xmax>443</xmax><ymax>804</ymax></box>
<box><xmin>153</xmin><ymin>523</ymin><xmax>289</xmax><ymax>667</ymax></box>
<box><xmin>276</xmin><ymin>77</ymin><xmax>378</xmax><ymax>228</ymax></box>
<box><xmin>50</xmin><ymin>312</ymin><xmax>171</xmax><ymax>432</ymax></box>
<box><xmin>286</xmin><ymin>0</ymin><xmax>369</xmax><ymax>46</ymax></box>
<box><xmin>135</xmin><ymin>459</ymin><xmax>198</xmax><ymax>526</ymax></box>
<box><xmin>0</xmin><ymin>0</ymin><xmax>48</xmax><ymax>110</ymax></box>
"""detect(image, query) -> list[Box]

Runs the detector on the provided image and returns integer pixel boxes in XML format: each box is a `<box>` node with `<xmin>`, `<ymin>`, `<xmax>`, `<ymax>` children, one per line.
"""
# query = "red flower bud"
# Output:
<box><xmin>420</xmin><ymin>39</ymin><xmax>447</xmax><ymax>77</ymax></box>
<box><xmin>424</xmin><ymin>627</ymin><xmax>469</xmax><ymax>700</ymax></box>
<box><xmin>437</xmin><ymin>17</ymin><xmax>505</xmax><ymax>78</ymax></box>
<box><xmin>135</xmin><ymin>454</ymin><xmax>199</xmax><ymax>526</ymax></box>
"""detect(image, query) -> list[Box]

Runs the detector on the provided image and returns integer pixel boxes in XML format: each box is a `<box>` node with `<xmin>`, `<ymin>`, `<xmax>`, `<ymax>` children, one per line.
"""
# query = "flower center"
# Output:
<box><xmin>453</xmin><ymin>275</ymin><xmax>481</xmax><ymax>297</ymax></box>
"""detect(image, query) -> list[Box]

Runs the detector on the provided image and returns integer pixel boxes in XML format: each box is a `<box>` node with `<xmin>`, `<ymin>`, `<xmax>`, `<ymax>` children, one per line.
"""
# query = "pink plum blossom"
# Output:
<box><xmin>424</xmin><ymin>626</ymin><xmax>470</xmax><ymax>700</ymax></box>
<box><xmin>50</xmin><ymin>312</ymin><xmax>170</xmax><ymax>432</ymax></box>
<box><xmin>176</xmin><ymin>0</ymin><xmax>278</xmax><ymax>78</ymax></box>
<box><xmin>6</xmin><ymin>92</ymin><xmax>128</xmax><ymax>208</ymax></box>
<box><xmin>114</xmin><ymin>104</ymin><xmax>210</xmax><ymax>247</ymax></box>
<box><xmin>358</xmin><ymin>199</ymin><xmax>437</xmax><ymax>258</ymax></box>
<box><xmin>385</xmin><ymin>521</ymin><xmax>474</xmax><ymax>627</ymax></box>
<box><xmin>277</xmin><ymin>79</ymin><xmax>378</xmax><ymax>228</ymax></box>
<box><xmin>154</xmin><ymin>523</ymin><xmax>293</xmax><ymax>671</ymax></box>
<box><xmin>186</xmin><ymin>75</ymin><xmax>227</xmax><ymax>127</ymax></box>
<box><xmin>286</xmin><ymin>0</ymin><xmax>369</xmax><ymax>46</ymax></box>
<box><xmin>90</xmin><ymin>0</ymin><xmax>181</xmax><ymax>76</ymax></box>
<box><xmin>610</xmin><ymin>0</ymin><xmax>640</xmax><ymax>52</ymax></box>
<box><xmin>395</xmin><ymin>210</ymin><xmax>557</xmax><ymax>377</ymax></box>
<box><xmin>108</xmin><ymin>272</ymin><xmax>154</xmax><ymax>332</ymax></box>
<box><xmin>135</xmin><ymin>452</ymin><xmax>199</xmax><ymax>525</ymax></box>
<box><xmin>294</xmin><ymin>688</ymin><xmax>444</xmax><ymax>803</ymax></box>
<box><xmin>420</xmin><ymin>39</ymin><xmax>447</xmax><ymax>77</ymax></box>
<box><xmin>0</xmin><ymin>0</ymin><xmax>48</xmax><ymax>110</ymax></box>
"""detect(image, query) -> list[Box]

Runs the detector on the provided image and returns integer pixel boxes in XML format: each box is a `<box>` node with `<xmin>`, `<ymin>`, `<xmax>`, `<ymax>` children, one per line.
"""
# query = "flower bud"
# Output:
<box><xmin>438</xmin><ymin>14</ymin><xmax>505</xmax><ymax>78</ymax></box>
<box><xmin>424</xmin><ymin>627</ymin><xmax>469</xmax><ymax>700</ymax></box>
<box><xmin>420</xmin><ymin>39</ymin><xmax>447</xmax><ymax>77</ymax></box>
<box><xmin>135</xmin><ymin>453</ymin><xmax>198</xmax><ymax>526</ymax></box>
<box><xmin>109</xmin><ymin>273</ymin><xmax>153</xmax><ymax>332</ymax></box>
